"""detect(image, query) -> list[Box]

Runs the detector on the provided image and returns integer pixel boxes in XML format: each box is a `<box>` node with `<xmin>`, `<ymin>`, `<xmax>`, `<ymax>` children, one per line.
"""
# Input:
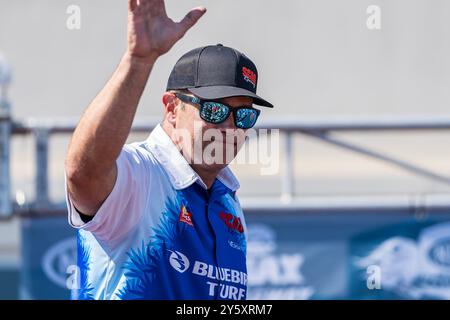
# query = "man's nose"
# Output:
<box><xmin>217</xmin><ymin>112</ymin><xmax>236</xmax><ymax>130</ymax></box>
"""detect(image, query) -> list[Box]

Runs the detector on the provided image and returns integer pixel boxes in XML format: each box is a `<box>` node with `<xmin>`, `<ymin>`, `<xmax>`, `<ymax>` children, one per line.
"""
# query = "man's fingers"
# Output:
<box><xmin>128</xmin><ymin>0</ymin><xmax>138</xmax><ymax>12</ymax></box>
<box><xmin>129</xmin><ymin>0</ymin><xmax>167</xmax><ymax>17</ymax></box>
<box><xmin>176</xmin><ymin>7</ymin><xmax>207</xmax><ymax>38</ymax></box>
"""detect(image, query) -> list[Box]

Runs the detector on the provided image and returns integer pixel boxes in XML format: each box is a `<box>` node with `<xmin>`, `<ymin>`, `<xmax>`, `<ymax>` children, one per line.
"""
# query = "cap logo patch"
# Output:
<box><xmin>242</xmin><ymin>67</ymin><xmax>257</xmax><ymax>88</ymax></box>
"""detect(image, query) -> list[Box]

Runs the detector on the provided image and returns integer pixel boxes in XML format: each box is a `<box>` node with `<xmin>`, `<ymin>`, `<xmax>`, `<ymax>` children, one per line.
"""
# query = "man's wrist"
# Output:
<box><xmin>122</xmin><ymin>51</ymin><xmax>159</xmax><ymax>69</ymax></box>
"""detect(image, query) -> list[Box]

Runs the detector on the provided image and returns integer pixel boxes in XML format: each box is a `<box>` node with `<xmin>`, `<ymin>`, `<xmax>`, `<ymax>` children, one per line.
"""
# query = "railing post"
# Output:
<box><xmin>281</xmin><ymin>132</ymin><xmax>294</xmax><ymax>202</ymax></box>
<box><xmin>35</xmin><ymin>128</ymin><xmax>50</xmax><ymax>208</ymax></box>
<box><xmin>0</xmin><ymin>54</ymin><xmax>12</xmax><ymax>217</ymax></box>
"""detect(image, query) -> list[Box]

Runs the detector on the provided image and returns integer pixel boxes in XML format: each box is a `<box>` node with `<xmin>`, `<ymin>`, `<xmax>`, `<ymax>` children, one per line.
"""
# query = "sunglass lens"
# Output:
<box><xmin>235</xmin><ymin>109</ymin><xmax>258</xmax><ymax>129</ymax></box>
<box><xmin>201</xmin><ymin>102</ymin><xmax>229</xmax><ymax>124</ymax></box>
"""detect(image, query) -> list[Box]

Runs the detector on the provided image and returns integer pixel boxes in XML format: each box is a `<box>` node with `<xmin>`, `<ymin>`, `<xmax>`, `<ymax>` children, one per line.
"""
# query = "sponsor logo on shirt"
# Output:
<box><xmin>168</xmin><ymin>250</ymin><xmax>190</xmax><ymax>273</ymax></box>
<box><xmin>228</xmin><ymin>240</ymin><xmax>246</xmax><ymax>253</ymax></box>
<box><xmin>219</xmin><ymin>212</ymin><xmax>244</xmax><ymax>234</ymax></box>
<box><xmin>179</xmin><ymin>205</ymin><xmax>194</xmax><ymax>226</ymax></box>
<box><xmin>167</xmin><ymin>250</ymin><xmax>247</xmax><ymax>300</ymax></box>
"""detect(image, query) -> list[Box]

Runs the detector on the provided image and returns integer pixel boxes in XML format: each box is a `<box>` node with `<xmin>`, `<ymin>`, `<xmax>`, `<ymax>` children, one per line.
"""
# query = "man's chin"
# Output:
<box><xmin>204</xmin><ymin>160</ymin><xmax>232</xmax><ymax>169</ymax></box>
<box><xmin>200</xmin><ymin>158</ymin><xmax>236</xmax><ymax>170</ymax></box>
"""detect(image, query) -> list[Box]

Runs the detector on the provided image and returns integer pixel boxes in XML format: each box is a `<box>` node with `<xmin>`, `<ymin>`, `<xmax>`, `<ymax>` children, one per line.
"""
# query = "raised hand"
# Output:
<box><xmin>127</xmin><ymin>0</ymin><xmax>206</xmax><ymax>62</ymax></box>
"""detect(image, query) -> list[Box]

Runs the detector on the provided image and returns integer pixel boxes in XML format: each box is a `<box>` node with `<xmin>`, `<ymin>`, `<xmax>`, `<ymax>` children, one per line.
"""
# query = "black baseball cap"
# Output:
<box><xmin>166</xmin><ymin>44</ymin><xmax>273</xmax><ymax>108</ymax></box>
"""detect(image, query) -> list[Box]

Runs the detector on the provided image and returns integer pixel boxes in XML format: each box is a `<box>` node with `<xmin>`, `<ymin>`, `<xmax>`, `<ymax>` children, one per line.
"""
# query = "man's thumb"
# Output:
<box><xmin>177</xmin><ymin>7</ymin><xmax>207</xmax><ymax>38</ymax></box>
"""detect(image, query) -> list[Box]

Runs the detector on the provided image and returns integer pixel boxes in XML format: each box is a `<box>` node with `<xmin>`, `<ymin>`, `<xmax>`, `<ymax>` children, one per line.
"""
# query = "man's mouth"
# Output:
<box><xmin>210</xmin><ymin>135</ymin><xmax>238</xmax><ymax>144</ymax></box>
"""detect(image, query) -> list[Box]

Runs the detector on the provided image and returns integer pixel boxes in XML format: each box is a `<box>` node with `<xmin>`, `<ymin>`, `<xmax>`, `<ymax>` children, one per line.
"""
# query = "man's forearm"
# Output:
<box><xmin>66</xmin><ymin>53</ymin><xmax>155</xmax><ymax>180</ymax></box>
<box><xmin>65</xmin><ymin>0</ymin><xmax>205</xmax><ymax>215</ymax></box>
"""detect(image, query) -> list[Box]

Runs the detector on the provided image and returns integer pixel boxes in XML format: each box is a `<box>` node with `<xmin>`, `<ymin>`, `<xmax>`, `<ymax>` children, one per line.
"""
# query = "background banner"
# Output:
<box><xmin>20</xmin><ymin>210</ymin><xmax>450</xmax><ymax>300</ymax></box>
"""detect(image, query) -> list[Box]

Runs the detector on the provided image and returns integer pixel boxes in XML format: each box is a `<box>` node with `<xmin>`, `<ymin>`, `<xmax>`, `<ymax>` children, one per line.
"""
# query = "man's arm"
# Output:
<box><xmin>65</xmin><ymin>0</ymin><xmax>206</xmax><ymax>216</ymax></box>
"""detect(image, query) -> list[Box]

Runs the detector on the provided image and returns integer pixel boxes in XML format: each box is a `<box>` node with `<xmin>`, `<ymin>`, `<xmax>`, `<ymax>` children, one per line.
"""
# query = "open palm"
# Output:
<box><xmin>127</xmin><ymin>0</ymin><xmax>206</xmax><ymax>61</ymax></box>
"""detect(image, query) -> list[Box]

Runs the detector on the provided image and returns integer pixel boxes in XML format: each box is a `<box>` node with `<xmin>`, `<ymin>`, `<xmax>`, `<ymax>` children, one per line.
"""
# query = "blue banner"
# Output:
<box><xmin>20</xmin><ymin>209</ymin><xmax>450</xmax><ymax>299</ymax></box>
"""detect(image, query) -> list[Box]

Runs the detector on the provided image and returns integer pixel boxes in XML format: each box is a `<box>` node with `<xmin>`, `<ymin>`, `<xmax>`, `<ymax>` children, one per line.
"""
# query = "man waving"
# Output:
<box><xmin>65</xmin><ymin>0</ymin><xmax>273</xmax><ymax>300</ymax></box>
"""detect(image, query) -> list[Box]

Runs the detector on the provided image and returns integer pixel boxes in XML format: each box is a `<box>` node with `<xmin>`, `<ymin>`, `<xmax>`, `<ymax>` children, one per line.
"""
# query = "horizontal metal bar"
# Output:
<box><xmin>10</xmin><ymin>116</ymin><xmax>450</xmax><ymax>135</ymax></box>
<box><xmin>264</xmin><ymin>116</ymin><xmax>450</xmax><ymax>131</ymax></box>
<box><xmin>11</xmin><ymin>194</ymin><xmax>450</xmax><ymax>217</ymax></box>
<box><xmin>11</xmin><ymin>118</ymin><xmax>161</xmax><ymax>135</ymax></box>
<box><xmin>305</xmin><ymin>131</ymin><xmax>450</xmax><ymax>186</ymax></box>
<box><xmin>240</xmin><ymin>194</ymin><xmax>450</xmax><ymax>213</ymax></box>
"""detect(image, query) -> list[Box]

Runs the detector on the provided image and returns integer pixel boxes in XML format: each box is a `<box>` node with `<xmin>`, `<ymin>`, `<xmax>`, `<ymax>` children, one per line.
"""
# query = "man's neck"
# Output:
<box><xmin>190</xmin><ymin>164</ymin><xmax>220</xmax><ymax>189</ymax></box>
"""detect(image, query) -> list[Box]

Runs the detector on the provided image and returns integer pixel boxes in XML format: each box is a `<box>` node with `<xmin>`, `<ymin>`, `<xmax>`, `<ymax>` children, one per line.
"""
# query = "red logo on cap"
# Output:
<box><xmin>242</xmin><ymin>67</ymin><xmax>257</xmax><ymax>88</ymax></box>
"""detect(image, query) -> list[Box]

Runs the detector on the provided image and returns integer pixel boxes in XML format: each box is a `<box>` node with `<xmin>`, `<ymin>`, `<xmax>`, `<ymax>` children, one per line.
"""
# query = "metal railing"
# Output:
<box><xmin>0</xmin><ymin>54</ymin><xmax>12</xmax><ymax>217</ymax></box>
<box><xmin>1</xmin><ymin>56</ymin><xmax>450</xmax><ymax>218</ymax></box>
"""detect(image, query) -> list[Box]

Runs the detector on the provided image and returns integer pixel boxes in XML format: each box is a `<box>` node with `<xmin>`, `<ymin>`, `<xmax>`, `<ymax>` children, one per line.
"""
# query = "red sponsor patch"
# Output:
<box><xmin>179</xmin><ymin>205</ymin><xmax>193</xmax><ymax>226</ymax></box>
<box><xmin>242</xmin><ymin>67</ymin><xmax>257</xmax><ymax>88</ymax></box>
<box><xmin>219</xmin><ymin>212</ymin><xmax>244</xmax><ymax>233</ymax></box>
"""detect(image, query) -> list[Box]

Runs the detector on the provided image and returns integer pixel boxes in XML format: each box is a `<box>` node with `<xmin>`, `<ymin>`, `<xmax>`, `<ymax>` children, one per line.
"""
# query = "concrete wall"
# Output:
<box><xmin>1</xmin><ymin>0</ymin><xmax>450</xmax><ymax>119</ymax></box>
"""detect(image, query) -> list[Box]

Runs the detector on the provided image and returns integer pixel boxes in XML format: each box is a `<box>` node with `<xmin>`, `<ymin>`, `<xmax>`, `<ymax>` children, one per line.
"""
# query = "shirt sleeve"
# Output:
<box><xmin>65</xmin><ymin>143</ymin><xmax>152</xmax><ymax>243</ymax></box>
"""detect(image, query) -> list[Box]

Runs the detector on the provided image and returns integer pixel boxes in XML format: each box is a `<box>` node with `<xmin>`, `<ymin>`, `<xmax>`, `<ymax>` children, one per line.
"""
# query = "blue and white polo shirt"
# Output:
<box><xmin>65</xmin><ymin>124</ymin><xmax>248</xmax><ymax>300</ymax></box>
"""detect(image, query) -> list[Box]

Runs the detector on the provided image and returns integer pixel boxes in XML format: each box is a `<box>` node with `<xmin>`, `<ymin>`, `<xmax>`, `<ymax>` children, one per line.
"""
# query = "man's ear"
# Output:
<box><xmin>162</xmin><ymin>92</ymin><xmax>178</xmax><ymax>126</ymax></box>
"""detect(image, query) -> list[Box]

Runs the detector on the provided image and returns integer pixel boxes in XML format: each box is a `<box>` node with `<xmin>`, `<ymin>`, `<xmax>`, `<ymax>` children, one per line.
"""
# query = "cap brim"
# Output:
<box><xmin>188</xmin><ymin>86</ymin><xmax>274</xmax><ymax>108</ymax></box>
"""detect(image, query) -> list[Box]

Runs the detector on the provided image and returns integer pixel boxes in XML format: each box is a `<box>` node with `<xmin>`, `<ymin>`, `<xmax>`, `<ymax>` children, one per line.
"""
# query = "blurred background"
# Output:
<box><xmin>1</xmin><ymin>0</ymin><xmax>450</xmax><ymax>299</ymax></box>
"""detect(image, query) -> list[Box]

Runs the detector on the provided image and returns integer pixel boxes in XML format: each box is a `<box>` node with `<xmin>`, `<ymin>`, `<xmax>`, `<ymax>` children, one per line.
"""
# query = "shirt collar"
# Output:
<box><xmin>145</xmin><ymin>124</ymin><xmax>240</xmax><ymax>192</ymax></box>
